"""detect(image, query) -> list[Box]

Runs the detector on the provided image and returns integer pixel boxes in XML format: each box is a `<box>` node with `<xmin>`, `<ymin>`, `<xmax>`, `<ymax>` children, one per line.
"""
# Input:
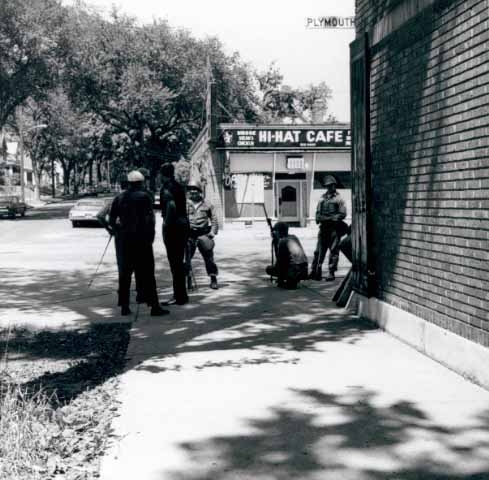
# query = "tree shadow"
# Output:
<box><xmin>1</xmin><ymin>323</ymin><xmax>131</xmax><ymax>406</ymax></box>
<box><xmin>124</xmin><ymin>248</ymin><xmax>370</xmax><ymax>375</ymax></box>
<box><xmin>165</xmin><ymin>387</ymin><xmax>489</xmax><ymax>480</ymax></box>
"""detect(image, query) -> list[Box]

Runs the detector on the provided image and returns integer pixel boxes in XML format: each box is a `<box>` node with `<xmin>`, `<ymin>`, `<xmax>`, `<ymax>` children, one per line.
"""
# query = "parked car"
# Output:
<box><xmin>0</xmin><ymin>196</ymin><xmax>27</xmax><ymax>219</ymax></box>
<box><xmin>68</xmin><ymin>197</ymin><xmax>112</xmax><ymax>227</ymax></box>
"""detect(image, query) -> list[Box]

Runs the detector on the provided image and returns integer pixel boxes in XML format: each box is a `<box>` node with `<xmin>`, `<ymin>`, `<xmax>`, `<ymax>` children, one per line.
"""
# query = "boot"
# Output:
<box><xmin>325</xmin><ymin>272</ymin><xmax>335</xmax><ymax>282</ymax></box>
<box><xmin>121</xmin><ymin>305</ymin><xmax>132</xmax><ymax>316</ymax></box>
<box><xmin>308</xmin><ymin>271</ymin><xmax>322</xmax><ymax>281</ymax></box>
<box><xmin>150</xmin><ymin>304</ymin><xmax>170</xmax><ymax>316</ymax></box>
<box><xmin>210</xmin><ymin>275</ymin><xmax>218</xmax><ymax>290</ymax></box>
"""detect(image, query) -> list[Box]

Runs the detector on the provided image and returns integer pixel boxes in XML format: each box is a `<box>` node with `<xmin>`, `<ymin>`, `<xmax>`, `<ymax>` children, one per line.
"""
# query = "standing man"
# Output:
<box><xmin>160</xmin><ymin>161</ymin><xmax>190</xmax><ymax>305</ymax></box>
<box><xmin>309</xmin><ymin>175</ymin><xmax>347</xmax><ymax>281</ymax></box>
<box><xmin>109</xmin><ymin>170</ymin><xmax>168</xmax><ymax>316</ymax></box>
<box><xmin>266</xmin><ymin>221</ymin><xmax>308</xmax><ymax>289</ymax></box>
<box><xmin>186</xmin><ymin>180</ymin><xmax>219</xmax><ymax>290</ymax></box>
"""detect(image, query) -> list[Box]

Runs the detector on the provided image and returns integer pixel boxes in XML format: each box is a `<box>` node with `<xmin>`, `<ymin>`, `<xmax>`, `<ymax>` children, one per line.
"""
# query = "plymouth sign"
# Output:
<box><xmin>218</xmin><ymin>127</ymin><xmax>351</xmax><ymax>149</ymax></box>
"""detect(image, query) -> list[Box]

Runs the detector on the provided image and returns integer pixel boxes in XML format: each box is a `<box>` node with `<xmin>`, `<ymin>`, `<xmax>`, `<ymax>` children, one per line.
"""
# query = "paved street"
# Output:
<box><xmin>2</xmin><ymin>206</ymin><xmax>489</xmax><ymax>480</ymax></box>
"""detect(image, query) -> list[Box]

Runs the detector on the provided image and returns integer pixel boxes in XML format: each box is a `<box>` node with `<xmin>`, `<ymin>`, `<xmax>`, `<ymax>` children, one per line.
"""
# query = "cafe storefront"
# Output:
<box><xmin>189</xmin><ymin>121</ymin><xmax>351</xmax><ymax>227</ymax></box>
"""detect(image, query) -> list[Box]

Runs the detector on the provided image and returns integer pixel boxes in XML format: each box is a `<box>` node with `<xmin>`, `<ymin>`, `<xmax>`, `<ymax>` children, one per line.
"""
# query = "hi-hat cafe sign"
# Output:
<box><xmin>218</xmin><ymin>127</ymin><xmax>351</xmax><ymax>149</ymax></box>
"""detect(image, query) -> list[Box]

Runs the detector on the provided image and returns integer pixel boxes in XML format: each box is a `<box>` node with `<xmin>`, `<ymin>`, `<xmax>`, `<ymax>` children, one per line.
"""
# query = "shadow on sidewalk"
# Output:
<box><xmin>126</xmin><ymin>252</ymin><xmax>368</xmax><ymax>374</ymax></box>
<box><xmin>165</xmin><ymin>387</ymin><xmax>489</xmax><ymax>480</ymax></box>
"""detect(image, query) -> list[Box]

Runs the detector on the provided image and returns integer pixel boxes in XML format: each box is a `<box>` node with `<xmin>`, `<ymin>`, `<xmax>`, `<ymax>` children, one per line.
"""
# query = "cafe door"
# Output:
<box><xmin>276</xmin><ymin>180</ymin><xmax>301</xmax><ymax>223</ymax></box>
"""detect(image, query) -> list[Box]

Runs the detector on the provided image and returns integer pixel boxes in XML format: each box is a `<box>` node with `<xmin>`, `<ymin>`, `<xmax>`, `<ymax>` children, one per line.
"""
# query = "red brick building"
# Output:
<box><xmin>351</xmin><ymin>0</ymin><xmax>489</xmax><ymax>387</ymax></box>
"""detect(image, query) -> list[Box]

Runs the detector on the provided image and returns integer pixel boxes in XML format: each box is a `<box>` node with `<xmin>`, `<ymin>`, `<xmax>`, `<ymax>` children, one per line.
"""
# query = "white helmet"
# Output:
<box><xmin>127</xmin><ymin>170</ymin><xmax>145</xmax><ymax>182</ymax></box>
<box><xmin>187</xmin><ymin>179</ymin><xmax>203</xmax><ymax>192</ymax></box>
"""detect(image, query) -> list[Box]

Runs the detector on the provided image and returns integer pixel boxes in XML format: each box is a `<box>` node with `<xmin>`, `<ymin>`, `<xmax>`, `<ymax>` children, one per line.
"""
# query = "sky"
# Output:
<box><xmin>63</xmin><ymin>0</ymin><xmax>355</xmax><ymax>121</ymax></box>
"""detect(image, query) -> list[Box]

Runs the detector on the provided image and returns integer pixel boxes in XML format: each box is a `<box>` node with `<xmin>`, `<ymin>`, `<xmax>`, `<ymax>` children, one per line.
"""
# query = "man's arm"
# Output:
<box><xmin>315</xmin><ymin>200</ymin><xmax>322</xmax><ymax>224</ymax></box>
<box><xmin>208</xmin><ymin>203</ymin><xmax>219</xmax><ymax>236</ymax></box>
<box><xmin>108</xmin><ymin>196</ymin><xmax>120</xmax><ymax>232</ymax></box>
<box><xmin>333</xmin><ymin>197</ymin><xmax>347</xmax><ymax>221</ymax></box>
<box><xmin>160</xmin><ymin>186</ymin><xmax>177</xmax><ymax>226</ymax></box>
<box><xmin>97</xmin><ymin>201</ymin><xmax>113</xmax><ymax>235</ymax></box>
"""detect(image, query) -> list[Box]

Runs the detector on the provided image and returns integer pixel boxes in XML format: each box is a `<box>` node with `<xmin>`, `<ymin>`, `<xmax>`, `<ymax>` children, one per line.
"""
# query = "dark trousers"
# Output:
<box><xmin>163</xmin><ymin>225</ymin><xmax>189</xmax><ymax>303</ymax></box>
<box><xmin>310</xmin><ymin>225</ymin><xmax>341</xmax><ymax>277</ymax></box>
<box><xmin>266</xmin><ymin>262</ymin><xmax>308</xmax><ymax>289</ymax></box>
<box><xmin>187</xmin><ymin>231</ymin><xmax>218</xmax><ymax>276</ymax></box>
<box><xmin>118</xmin><ymin>237</ymin><xmax>158</xmax><ymax>307</ymax></box>
<box><xmin>114</xmin><ymin>234</ymin><xmax>144</xmax><ymax>304</ymax></box>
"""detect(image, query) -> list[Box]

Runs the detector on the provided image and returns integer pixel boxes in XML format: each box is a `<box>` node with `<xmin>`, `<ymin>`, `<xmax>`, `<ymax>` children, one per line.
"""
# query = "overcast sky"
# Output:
<box><xmin>63</xmin><ymin>0</ymin><xmax>355</xmax><ymax>121</ymax></box>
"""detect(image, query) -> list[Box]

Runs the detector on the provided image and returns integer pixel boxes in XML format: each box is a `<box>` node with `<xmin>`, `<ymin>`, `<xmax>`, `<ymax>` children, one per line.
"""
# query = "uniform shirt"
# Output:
<box><xmin>160</xmin><ymin>180</ymin><xmax>188</xmax><ymax>227</ymax></box>
<box><xmin>315</xmin><ymin>191</ymin><xmax>347</xmax><ymax>224</ymax></box>
<box><xmin>187</xmin><ymin>199</ymin><xmax>219</xmax><ymax>235</ymax></box>
<box><xmin>109</xmin><ymin>188</ymin><xmax>155</xmax><ymax>241</ymax></box>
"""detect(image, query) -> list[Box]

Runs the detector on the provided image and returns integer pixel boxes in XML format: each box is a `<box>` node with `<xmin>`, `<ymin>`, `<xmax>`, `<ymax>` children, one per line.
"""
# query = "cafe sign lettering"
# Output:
<box><xmin>219</xmin><ymin>127</ymin><xmax>351</xmax><ymax>149</ymax></box>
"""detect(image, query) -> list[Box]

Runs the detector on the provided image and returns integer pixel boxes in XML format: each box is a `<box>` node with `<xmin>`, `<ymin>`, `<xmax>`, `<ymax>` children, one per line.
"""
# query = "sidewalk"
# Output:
<box><xmin>99</xmin><ymin>225</ymin><xmax>489</xmax><ymax>480</ymax></box>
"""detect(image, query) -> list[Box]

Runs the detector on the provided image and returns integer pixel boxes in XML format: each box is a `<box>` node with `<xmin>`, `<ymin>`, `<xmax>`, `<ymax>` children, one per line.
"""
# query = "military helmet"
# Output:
<box><xmin>273</xmin><ymin>221</ymin><xmax>289</xmax><ymax>236</ymax></box>
<box><xmin>187</xmin><ymin>179</ymin><xmax>203</xmax><ymax>192</ymax></box>
<box><xmin>323</xmin><ymin>175</ymin><xmax>337</xmax><ymax>186</ymax></box>
<box><xmin>127</xmin><ymin>170</ymin><xmax>145</xmax><ymax>182</ymax></box>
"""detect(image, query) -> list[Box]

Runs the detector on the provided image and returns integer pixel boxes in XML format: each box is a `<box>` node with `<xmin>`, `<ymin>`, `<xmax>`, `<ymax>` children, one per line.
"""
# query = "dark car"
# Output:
<box><xmin>0</xmin><ymin>196</ymin><xmax>27</xmax><ymax>219</ymax></box>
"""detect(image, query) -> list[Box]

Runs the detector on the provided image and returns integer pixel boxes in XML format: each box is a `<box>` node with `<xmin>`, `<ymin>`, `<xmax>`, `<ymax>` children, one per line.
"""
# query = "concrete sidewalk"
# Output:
<box><xmin>99</xmin><ymin>225</ymin><xmax>489</xmax><ymax>480</ymax></box>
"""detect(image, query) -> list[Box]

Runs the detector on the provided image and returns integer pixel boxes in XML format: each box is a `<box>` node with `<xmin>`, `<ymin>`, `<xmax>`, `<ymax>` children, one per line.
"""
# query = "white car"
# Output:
<box><xmin>69</xmin><ymin>198</ymin><xmax>112</xmax><ymax>228</ymax></box>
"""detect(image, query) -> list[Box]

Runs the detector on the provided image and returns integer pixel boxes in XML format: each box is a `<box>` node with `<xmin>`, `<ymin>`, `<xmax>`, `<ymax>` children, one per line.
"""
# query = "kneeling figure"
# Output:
<box><xmin>266</xmin><ymin>222</ymin><xmax>308</xmax><ymax>289</ymax></box>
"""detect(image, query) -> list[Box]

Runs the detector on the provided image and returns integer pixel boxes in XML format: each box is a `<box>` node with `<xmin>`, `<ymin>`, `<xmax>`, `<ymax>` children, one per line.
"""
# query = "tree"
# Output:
<box><xmin>62</xmin><ymin>6</ymin><xmax>261</xmax><ymax>181</ymax></box>
<box><xmin>0</xmin><ymin>0</ymin><xmax>68</xmax><ymax>128</ymax></box>
<box><xmin>255</xmin><ymin>64</ymin><xmax>334</xmax><ymax>123</ymax></box>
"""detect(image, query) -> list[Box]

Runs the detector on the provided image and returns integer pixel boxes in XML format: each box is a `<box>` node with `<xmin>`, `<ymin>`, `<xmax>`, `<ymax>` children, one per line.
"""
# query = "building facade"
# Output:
<box><xmin>352</xmin><ymin>0</ymin><xmax>489</xmax><ymax>387</ymax></box>
<box><xmin>190</xmin><ymin>123</ymin><xmax>352</xmax><ymax>227</ymax></box>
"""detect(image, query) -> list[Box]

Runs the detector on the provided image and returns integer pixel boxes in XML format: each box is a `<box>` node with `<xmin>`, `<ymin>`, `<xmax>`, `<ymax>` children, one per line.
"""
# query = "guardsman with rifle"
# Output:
<box><xmin>186</xmin><ymin>179</ymin><xmax>219</xmax><ymax>290</ymax></box>
<box><xmin>266</xmin><ymin>222</ymin><xmax>308</xmax><ymax>289</ymax></box>
<box><xmin>309</xmin><ymin>175</ymin><xmax>347</xmax><ymax>281</ymax></box>
<box><xmin>108</xmin><ymin>171</ymin><xmax>168</xmax><ymax>316</ymax></box>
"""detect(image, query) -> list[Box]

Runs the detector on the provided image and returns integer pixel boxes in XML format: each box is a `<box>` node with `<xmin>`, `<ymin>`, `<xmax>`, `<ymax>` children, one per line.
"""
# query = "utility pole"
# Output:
<box><xmin>51</xmin><ymin>157</ymin><xmax>55</xmax><ymax>197</ymax></box>
<box><xmin>17</xmin><ymin>116</ymin><xmax>25</xmax><ymax>203</ymax></box>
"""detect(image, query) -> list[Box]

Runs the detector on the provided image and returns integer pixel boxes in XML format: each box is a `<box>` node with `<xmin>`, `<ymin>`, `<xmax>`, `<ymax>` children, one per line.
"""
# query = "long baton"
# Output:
<box><xmin>88</xmin><ymin>235</ymin><xmax>113</xmax><ymax>288</ymax></box>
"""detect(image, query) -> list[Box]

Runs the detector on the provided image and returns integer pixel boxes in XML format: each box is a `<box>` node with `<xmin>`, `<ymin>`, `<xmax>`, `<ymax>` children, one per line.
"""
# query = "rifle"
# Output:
<box><xmin>185</xmin><ymin>238</ymin><xmax>198</xmax><ymax>291</ymax></box>
<box><xmin>261</xmin><ymin>204</ymin><xmax>275</xmax><ymax>282</ymax></box>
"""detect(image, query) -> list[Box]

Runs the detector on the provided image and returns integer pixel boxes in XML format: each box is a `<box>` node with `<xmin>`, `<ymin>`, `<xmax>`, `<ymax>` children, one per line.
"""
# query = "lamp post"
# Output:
<box><xmin>17</xmin><ymin>122</ymin><xmax>47</xmax><ymax>203</ymax></box>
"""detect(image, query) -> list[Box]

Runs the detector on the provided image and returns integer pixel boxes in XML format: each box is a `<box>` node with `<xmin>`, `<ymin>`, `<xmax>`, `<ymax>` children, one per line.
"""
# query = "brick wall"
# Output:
<box><xmin>356</xmin><ymin>0</ymin><xmax>489</xmax><ymax>346</ymax></box>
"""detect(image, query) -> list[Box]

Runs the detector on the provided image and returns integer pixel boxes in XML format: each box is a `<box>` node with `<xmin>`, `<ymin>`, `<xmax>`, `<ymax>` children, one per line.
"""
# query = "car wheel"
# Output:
<box><xmin>72</xmin><ymin>221</ymin><xmax>78</xmax><ymax>228</ymax></box>
<box><xmin>8</xmin><ymin>211</ymin><xmax>15</xmax><ymax>220</ymax></box>
<box><xmin>20</xmin><ymin>210</ymin><xmax>25</xmax><ymax>217</ymax></box>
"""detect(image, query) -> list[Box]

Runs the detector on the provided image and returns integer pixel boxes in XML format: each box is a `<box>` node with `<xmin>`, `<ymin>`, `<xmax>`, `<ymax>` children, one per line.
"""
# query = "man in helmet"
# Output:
<box><xmin>160</xmin><ymin>160</ymin><xmax>190</xmax><ymax>305</ymax></box>
<box><xmin>309</xmin><ymin>174</ymin><xmax>347</xmax><ymax>281</ymax></box>
<box><xmin>109</xmin><ymin>170</ymin><xmax>168</xmax><ymax>316</ymax></box>
<box><xmin>186</xmin><ymin>179</ymin><xmax>219</xmax><ymax>289</ymax></box>
<box><xmin>266</xmin><ymin>221</ymin><xmax>308</xmax><ymax>289</ymax></box>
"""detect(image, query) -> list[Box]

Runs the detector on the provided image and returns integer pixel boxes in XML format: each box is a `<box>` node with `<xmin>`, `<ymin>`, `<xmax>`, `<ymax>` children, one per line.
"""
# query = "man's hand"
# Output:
<box><xmin>207</xmin><ymin>232</ymin><xmax>215</xmax><ymax>239</ymax></box>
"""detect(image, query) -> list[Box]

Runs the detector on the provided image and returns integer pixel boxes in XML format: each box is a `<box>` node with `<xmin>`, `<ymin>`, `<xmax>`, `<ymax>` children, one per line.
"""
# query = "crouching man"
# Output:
<box><xmin>186</xmin><ymin>180</ymin><xmax>219</xmax><ymax>289</ymax></box>
<box><xmin>266</xmin><ymin>222</ymin><xmax>308</xmax><ymax>289</ymax></box>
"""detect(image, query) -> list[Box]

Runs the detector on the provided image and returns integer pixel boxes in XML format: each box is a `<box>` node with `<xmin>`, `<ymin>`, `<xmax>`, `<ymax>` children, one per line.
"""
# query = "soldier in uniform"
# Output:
<box><xmin>266</xmin><ymin>222</ymin><xmax>308</xmax><ymax>289</ymax></box>
<box><xmin>160</xmin><ymin>161</ymin><xmax>190</xmax><ymax>305</ymax></box>
<box><xmin>186</xmin><ymin>180</ymin><xmax>219</xmax><ymax>290</ymax></box>
<box><xmin>109</xmin><ymin>170</ymin><xmax>168</xmax><ymax>316</ymax></box>
<box><xmin>309</xmin><ymin>175</ymin><xmax>347</xmax><ymax>281</ymax></box>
